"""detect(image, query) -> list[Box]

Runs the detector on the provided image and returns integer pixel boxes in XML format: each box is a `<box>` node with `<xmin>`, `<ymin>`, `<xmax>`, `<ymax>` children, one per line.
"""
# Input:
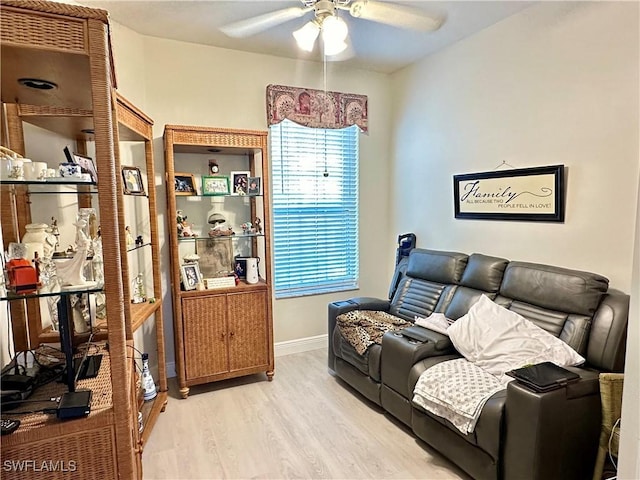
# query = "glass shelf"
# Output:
<box><xmin>127</xmin><ymin>242</ymin><xmax>152</xmax><ymax>252</ymax></box>
<box><xmin>178</xmin><ymin>233</ymin><xmax>265</xmax><ymax>242</ymax></box>
<box><xmin>0</xmin><ymin>283</ymin><xmax>103</xmax><ymax>301</ymax></box>
<box><xmin>1</xmin><ymin>178</ymin><xmax>96</xmax><ymax>186</ymax></box>
<box><xmin>1</xmin><ymin>179</ymin><xmax>98</xmax><ymax>194</ymax></box>
<box><xmin>175</xmin><ymin>193</ymin><xmax>263</xmax><ymax>199</ymax></box>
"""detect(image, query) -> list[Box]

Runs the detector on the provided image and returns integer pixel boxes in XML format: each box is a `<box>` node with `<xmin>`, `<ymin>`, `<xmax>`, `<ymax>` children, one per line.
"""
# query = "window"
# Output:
<box><xmin>270</xmin><ymin>119</ymin><xmax>359</xmax><ymax>298</ymax></box>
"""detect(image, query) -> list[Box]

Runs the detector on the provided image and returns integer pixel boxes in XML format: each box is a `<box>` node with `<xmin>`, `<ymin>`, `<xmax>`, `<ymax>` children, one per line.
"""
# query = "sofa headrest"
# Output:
<box><xmin>500</xmin><ymin>262</ymin><xmax>609</xmax><ymax>316</ymax></box>
<box><xmin>407</xmin><ymin>249</ymin><xmax>468</xmax><ymax>284</ymax></box>
<box><xmin>460</xmin><ymin>254</ymin><xmax>509</xmax><ymax>292</ymax></box>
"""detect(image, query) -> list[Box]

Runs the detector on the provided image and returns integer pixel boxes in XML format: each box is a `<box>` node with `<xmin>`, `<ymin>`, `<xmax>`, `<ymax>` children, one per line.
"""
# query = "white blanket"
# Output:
<box><xmin>412</xmin><ymin>358</ymin><xmax>510</xmax><ymax>435</ymax></box>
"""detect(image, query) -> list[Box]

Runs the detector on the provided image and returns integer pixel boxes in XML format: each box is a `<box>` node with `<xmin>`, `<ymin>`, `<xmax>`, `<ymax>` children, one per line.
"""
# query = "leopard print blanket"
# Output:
<box><xmin>337</xmin><ymin>310</ymin><xmax>411</xmax><ymax>355</ymax></box>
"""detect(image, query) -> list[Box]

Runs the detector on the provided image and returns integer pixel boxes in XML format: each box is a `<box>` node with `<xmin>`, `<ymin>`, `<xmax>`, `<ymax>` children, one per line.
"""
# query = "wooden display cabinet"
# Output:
<box><xmin>164</xmin><ymin>125</ymin><xmax>274</xmax><ymax>398</ymax></box>
<box><xmin>0</xmin><ymin>2</ymin><xmax>165</xmax><ymax>478</ymax></box>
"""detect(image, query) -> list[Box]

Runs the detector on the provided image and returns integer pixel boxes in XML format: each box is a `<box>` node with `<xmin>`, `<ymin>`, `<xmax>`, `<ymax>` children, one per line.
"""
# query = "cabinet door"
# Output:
<box><xmin>182</xmin><ymin>295</ymin><xmax>228</xmax><ymax>380</ymax></box>
<box><xmin>227</xmin><ymin>291</ymin><xmax>269</xmax><ymax>372</ymax></box>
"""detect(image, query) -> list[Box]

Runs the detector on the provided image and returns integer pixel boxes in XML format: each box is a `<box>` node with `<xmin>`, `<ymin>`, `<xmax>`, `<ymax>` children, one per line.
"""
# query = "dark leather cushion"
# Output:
<box><xmin>332</xmin><ymin>327</ymin><xmax>382</xmax><ymax>382</ymax></box>
<box><xmin>500</xmin><ymin>262</ymin><xmax>608</xmax><ymax>316</ymax></box>
<box><xmin>406</xmin><ymin>249</ymin><xmax>468</xmax><ymax>284</ymax></box>
<box><xmin>459</xmin><ymin>253</ymin><xmax>508</xmax><ymax>292</ymax></box>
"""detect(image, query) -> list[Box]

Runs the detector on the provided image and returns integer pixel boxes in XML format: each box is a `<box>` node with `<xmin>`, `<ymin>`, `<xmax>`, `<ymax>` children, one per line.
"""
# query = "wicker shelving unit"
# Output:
<box><xmin>164</xmin><ymin>125</ymin><xmax>275</xmax><ymax>399</ymax></box>
<box><xmin>0</xmin><ymin>2</ymin><xmax>164</xmax><ymax>478</ymax></box>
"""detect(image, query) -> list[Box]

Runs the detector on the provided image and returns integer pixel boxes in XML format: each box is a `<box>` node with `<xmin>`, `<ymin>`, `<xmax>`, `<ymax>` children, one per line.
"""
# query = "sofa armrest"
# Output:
<box><xmin>503</xmin><ymin>368</ymin><xmax>601</xmax><ymax>480</ymax></box>
<box><xmin>381</xmin><ymin>326</ymin><xmax>456</xmax><ymax>398</ymax></box>
<box><xmin>328</xmin><ymin>297</ymin><xmax>390</xmax><ymax>371</ymax></box>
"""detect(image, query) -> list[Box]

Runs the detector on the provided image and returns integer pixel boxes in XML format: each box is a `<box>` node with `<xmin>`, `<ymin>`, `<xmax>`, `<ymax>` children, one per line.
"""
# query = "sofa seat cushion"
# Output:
<box><xmin>413</xmin><ymin>384</ymin><xmax>507</xmax><ymax>462</ymax></box>
<box><xmin>332</xmin><ymin>327</ymin><xmax>383</xmax><ymax>382</ymax></box>
<box><xmin>412</xmin><ymin>358</ymin><xmax>508</xmax><ymax>434</ymax></box>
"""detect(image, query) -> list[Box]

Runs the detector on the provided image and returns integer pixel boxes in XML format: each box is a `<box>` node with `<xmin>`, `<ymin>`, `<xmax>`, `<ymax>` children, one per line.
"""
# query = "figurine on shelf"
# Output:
<box><xmin>49</xmin><ymin>217</ymin><xmax>60</xmax><ymax>252</ymax></box>
<box><xmin>177</xmin><ymin>210</ymin><xmax>196</xmax><ymax>238</ymax></box>
<box><xmin>254</xmin><ymin>217</ymin><xmax>262</xmax><ymax>235</ymax></box>
<box><xmin>207</xmin><ymin>212</ymin><xmax>234</xmax><ymax>237</ymax></box>
<box><xmin>125</xmin><ymin>226</ymin><xmax>134</xmax><ymax>246</ymax></box>
<box><xmin>53</xmin><ymin>218</ymin><xmax>96</xmax><ymax>288</ymax></box>
<box><xmin>135</xmin><ymin>235</ymin><xmax>144</xmax><ymax>247</ymax></box>
<box><xmin>241</xmin><ymin>222</ymin><xmax>253</xmax><ymax>235</ymax></box>
<box><xmin>131</xmin><ymin>273</ymin><xmax>147</xmax><ymax>304</ymax></box>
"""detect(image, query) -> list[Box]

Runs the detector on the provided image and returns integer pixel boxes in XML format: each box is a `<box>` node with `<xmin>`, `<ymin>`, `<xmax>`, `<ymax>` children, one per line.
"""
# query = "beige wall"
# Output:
<box><xmin>389</xmin><ymin>1</ymin><xmax>639</xmax><ymax>474</ymax></box>
<box><xmin>390</xmin><ymin>1</ymin><xmax>638</xmax><ymax>289</ymax></box>
<box><xmin>109</xmin><ymin>30</ymin><xmax>394</xmax><ymax>365</ymax></box>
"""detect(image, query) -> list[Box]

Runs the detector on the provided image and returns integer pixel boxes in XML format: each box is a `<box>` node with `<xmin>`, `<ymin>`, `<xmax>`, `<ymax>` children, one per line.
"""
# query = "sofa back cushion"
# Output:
<box><xmin>444</xmin><ymin>254</ymin><xmax>509</xmax><ymax>320</ymax></box>
<box><xmin>406</xmin><ymin>249</ymin><xmax>468</xmax><ymax>284</ymax></box>
<box><xmin>390</xmin><ymin>249</ymin><xmax>468</xmax><ymax>322</ymax></box>
<box><xmin>497</xmin><ymin>262</ymin><xmax>609</xmax><ymax>355</ymax></box>
<box><xmin>500</xmin><ymin>262</ymin><xmax>608</xmax><ymax>316</ymax></box>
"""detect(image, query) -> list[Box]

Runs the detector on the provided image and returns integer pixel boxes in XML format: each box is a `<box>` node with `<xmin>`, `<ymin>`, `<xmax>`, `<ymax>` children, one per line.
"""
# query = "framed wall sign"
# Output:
<box><xmin>453</xmin><ymin>165</ymin><xmax>565</xmax><ymax>222</ymax></box>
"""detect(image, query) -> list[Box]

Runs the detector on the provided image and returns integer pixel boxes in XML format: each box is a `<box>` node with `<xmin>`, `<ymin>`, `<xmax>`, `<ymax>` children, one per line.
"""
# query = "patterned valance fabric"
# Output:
<box><xmin>266</xmin><ymin>84</ymin><xmax>368</xmax><ymax>133</ymax></box>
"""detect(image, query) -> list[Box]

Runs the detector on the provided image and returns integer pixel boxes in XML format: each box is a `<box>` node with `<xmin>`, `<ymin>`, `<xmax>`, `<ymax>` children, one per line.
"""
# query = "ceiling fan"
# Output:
<box><xmin>220</xmin><ymin>0</ymin><xmax>444</xmax><ymax>56</ymax></box>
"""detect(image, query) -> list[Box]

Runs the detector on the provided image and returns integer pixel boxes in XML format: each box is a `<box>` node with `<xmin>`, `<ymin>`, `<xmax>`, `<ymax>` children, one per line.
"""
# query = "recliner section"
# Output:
<box><xmin>327</xmin><ymin>248</ymin><xmax>629</xmax><ymax>480</ymax></box>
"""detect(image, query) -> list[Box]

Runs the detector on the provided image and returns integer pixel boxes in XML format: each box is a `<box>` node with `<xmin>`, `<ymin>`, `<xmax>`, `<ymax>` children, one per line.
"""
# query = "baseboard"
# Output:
<box><xmin>274</xmin><ymin>334</ymin><xmax>327</xmax><ymax>357</ymax></box>
<box><xmin>165</xmin><ymin>334</ymin><xmax>327</xmax><ymax>378</ymax></box>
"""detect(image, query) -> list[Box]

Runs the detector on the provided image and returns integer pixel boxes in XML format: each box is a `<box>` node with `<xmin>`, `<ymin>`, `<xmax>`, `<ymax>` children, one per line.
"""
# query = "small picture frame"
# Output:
<box><xmin>73</xmin><ymin>153</ymin><xmax>98</xmax><ymax>184</ymax></box>
<box><xmin>180</xmin><ymin>263</ymin><xmax>202</xmax><ymax>291</ymax></box>
<box><xmin>202</xmin><ymin>175</ymin><xmax>230</xmax><ymax>196</ymax></box>
<box><xmin>174</xmin><ymin>172</ymin><xmax>197</xmax><ymax>196</ymax></box>
<box><xmin>121</xmin><ymin>166</ymin><xmax>145</xmax><ymax>195</ymax></box>
<box><xmin>230</xmin><ymin>171</ymin><xmax>250</xmax><ymax>195</ymax></box>
<box><xmin>247</xmin><ymin>177</ymin><xmax>261</xmax><ymax>196</ymax></box>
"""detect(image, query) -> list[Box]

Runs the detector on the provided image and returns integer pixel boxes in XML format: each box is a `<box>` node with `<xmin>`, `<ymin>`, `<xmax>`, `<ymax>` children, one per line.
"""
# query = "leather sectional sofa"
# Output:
<box><xmin>328</xmin><ymin>248</ymin><xmax>628</xmax><ymax>480</ymax></box>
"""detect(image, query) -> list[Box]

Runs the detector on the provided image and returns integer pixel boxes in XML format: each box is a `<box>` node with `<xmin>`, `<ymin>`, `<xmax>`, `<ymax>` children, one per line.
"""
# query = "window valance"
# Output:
<box><xmin>266</xmin><ymin>84</ymin><xmax>368</xmax><ymax>133</ymax></box>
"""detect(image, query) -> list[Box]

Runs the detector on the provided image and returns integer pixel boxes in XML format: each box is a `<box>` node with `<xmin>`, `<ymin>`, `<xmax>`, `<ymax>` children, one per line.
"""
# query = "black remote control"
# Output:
<box><xmin>1</xmin><ymin>418</ymin><xmax>21</xmax><ymax>435</ymax></box>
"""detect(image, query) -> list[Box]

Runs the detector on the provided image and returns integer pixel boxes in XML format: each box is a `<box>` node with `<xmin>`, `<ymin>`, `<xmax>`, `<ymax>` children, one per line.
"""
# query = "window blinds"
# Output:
<box><xmin>270</xmin><ymin>120</ymin><xmax>359</xmax><ymax>298</ymax></box>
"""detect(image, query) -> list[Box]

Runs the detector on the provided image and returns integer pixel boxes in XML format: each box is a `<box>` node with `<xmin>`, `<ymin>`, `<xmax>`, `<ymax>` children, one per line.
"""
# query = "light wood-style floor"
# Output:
<box><xmin>142</xmin><ymin>349</ymin><xmax>470</xmax><ymax>480</ymax></box>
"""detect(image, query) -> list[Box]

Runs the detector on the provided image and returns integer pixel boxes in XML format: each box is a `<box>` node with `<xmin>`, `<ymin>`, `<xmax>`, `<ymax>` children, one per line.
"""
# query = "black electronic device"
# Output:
<box><xmin>73</xmin><ymin>354</ymin><xmax>103</xmax><ymax>381</ymax></box>
<box><xmin>0</xmin><ymin>418</ymin><xmax>21</xmax><ymax>435</ymax></box>
<box><xmin>1</xmin><ymin>374</ymin><xmax>34</xmax><ymax>405</ymax></box>
<box><xmin>506</xmin><ymin>362</ymin><xmax>580</xmax><ymax>392</ymax></box>
<box><xmin>57</xmin><ymin>390</ymin><xmax>92</xmax><ymax>420</ymax></box>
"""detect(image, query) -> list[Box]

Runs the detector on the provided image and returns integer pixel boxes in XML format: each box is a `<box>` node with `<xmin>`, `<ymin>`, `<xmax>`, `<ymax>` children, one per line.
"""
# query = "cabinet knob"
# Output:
<box><xmin>221</xmin><ymin>332</ymin><xmax>226</xmax><ymax>339</ymax></box>
<box><xmin>230</xmin><ymin>331</ymin><xmax>235</xmax><ymax>337</ymax></box>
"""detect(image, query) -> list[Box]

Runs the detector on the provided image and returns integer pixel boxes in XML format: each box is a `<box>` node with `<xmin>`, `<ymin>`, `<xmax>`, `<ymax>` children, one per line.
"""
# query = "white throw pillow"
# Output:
<box><xmin>447</xmin><ymin>295</ymin><xmax>584</xmax><ymax>377</ymax></box>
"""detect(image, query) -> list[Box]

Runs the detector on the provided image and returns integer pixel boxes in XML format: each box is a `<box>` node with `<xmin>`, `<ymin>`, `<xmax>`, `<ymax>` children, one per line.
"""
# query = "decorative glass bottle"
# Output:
<box><xmin>141</xmin><ymin>353</ymin><xmax>157</xmax><ymax>401</ymax></box>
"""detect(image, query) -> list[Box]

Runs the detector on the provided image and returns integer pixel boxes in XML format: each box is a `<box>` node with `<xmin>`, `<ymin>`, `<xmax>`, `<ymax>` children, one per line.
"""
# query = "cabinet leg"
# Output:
<box><xmin>266</xmin><ymin>370</ymin><xmax>275</xmax><ymax>382</ymax></box>
<box><xmin>179</xmin><ymin>387</ymin><xmax>189</xmax><ymax>399</ymax></box>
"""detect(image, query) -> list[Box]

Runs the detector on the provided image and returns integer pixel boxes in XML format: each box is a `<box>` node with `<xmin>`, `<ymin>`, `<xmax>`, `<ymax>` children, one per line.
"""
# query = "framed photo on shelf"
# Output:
<box><xmin>247</xmin><ymin>177</ymin><xmax>261</xmax><ymax>196</ymax></box>
<box><xmin>72</xmin><ymin>152</ymin><xmax>98</xmax><ymax>183</ymax></box>
<box><xmin>180</xmin><ymin>263</ymin><xmax>202</xmax><ymax>291</ymax></box>
<box><xmin>174</xmin><ymin>172</ymin><xmax>197</xmax><ymax>196</ymax></box>
<box><xmin>230</xmin><ymin>171</ymin><xmax>250</xmax><ymax>195</ymax></box>
<box><xmin>195</xmin><ymin>237</ymin><xmax>234</xmax><ymax>278</ymax></box>
<box><xmin>202</xmin><ymin>175</ymin><xmax>230</xmax><ymax>196</ymax></box>
<box><xmin>121</xmin><ymin>166</ymin><xmax>145</xmax><ymax>195</ymax></box>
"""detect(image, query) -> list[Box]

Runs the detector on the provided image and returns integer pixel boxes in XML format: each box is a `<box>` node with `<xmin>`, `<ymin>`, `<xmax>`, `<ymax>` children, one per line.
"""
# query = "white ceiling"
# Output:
<box><xmin>83</xmin><ymin>1</ymin><xmax>536</xmax><ymax>74</ymax></box>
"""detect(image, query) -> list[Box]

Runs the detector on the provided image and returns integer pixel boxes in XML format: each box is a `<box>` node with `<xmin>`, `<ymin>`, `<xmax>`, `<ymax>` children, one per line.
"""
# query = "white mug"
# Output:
<box><xmin>8</xmin><ymin>158</ymin><xmax>24</xmax><ymax>180</ymax></box>
<box><xmin>24</xmin><ymin>161</ymin><xmax>47</xmax><ymax>181</ymax></box>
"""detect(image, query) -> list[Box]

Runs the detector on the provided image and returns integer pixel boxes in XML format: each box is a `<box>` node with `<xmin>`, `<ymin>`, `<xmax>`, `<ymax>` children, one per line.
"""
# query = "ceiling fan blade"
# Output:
<box><xmin>348</xmin><ymin>0</ymin><xmax>443</xmax><ymax>31</ymax></box>
<box><xmin>220</xmin><ymin>6</ymin><xmax>312</xmax><ymax>38</ymax></box>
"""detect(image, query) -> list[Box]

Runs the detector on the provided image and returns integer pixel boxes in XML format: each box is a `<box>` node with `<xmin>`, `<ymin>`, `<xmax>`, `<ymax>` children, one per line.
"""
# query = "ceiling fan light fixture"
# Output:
<box><xmin>321</xmin><ymin>15</ymin><xmax>348</xmax><ymax>42</ymax></box>
<box><xmin>293</xmin><ymin>20</ymin><xmax>320</xmax><ymax>52</ymax></box>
